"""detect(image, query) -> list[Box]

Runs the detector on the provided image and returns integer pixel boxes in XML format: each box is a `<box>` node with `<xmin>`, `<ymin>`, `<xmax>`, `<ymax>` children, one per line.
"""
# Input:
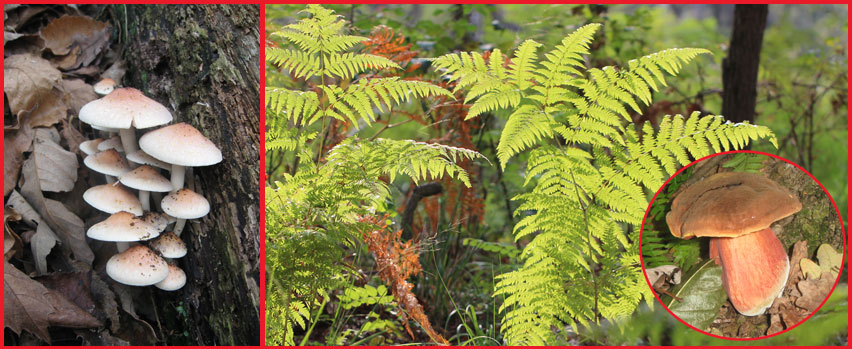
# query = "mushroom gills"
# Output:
<box><xmin>714</xmin><ymin>228</ymin><xmax>790</xmax><ymax>316</ymax></box>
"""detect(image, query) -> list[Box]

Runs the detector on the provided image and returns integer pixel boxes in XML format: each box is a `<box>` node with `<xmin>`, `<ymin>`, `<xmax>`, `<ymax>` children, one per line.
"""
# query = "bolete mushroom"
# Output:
<box><xmin>665</xmin><ymin>172</ymin><xmax>801</xmax><ymax>316</ymax></box>
<box><xmin>106</xmin><ymin>245</ymin><xmax>169</xmax><ymax>286</ymax></box>
<box><xmin>138</xmin><ymin>122</ymin><xmax>222</xmax><ymax>190</ymax></box>
<box><xmin>79</xmin><ymin>87</ymin><xmax>173</xmax><ymax>158</ymax></box>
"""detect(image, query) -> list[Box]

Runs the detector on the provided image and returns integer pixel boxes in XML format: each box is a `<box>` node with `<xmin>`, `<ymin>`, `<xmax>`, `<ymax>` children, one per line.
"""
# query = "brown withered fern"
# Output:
<box><xmin>360</xmin><ymin>215</ymin><xmax>449</xmax><ymax>345</ymax></box>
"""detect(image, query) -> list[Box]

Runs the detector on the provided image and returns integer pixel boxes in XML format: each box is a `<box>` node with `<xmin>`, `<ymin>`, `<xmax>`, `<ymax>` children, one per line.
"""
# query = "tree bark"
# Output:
<box><xmin>721</xmin><ymin>5</ymin><xmax>768</xmax><ymax>125</ymax></box>
<box><xmin>120</xmin><ymin>5</ymin><xmax>260</xmax><ymax>345</ymax></box>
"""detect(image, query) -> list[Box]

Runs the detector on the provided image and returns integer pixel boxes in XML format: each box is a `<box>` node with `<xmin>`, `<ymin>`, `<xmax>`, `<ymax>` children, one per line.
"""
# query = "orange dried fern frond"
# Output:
<box><xmin>360</xmin><ymin>215</ymin><xmax>449</xmax><ymax>345</ymax></box>
<box><xmin>363</xmin><ymin>25</ymin><xmax>420</xmax><ymax>70</ymax></box>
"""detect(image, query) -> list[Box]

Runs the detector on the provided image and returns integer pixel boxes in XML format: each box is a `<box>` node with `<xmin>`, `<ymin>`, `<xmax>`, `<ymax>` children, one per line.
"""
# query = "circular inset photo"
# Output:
<box><xmin>640</xmin><ymin>151</ymin><xmax>846</xmax><ymax>339</ymax></box>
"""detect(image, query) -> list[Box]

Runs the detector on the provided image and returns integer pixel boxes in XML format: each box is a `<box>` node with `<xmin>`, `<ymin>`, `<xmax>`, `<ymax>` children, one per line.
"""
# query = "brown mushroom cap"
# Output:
<box><xmin>84</xmin><ymin>149</ymin><xmax>131</xmax><ymax>177</ymax></box>
<box><xmin>87</xmin><ymin>211</ymin><xmax>160</xmax><ymax>242</ymax></box>
<box><xmin>138</xmin><ymin>123</ymin><xmax>222</xmax><ymax>167</ymax></box>
<box><xmin>155</xmin><ymin>263</ymin><xmax>186</xmax><ymax>291</ymax></box>
<box><xmin>83</xmin><ymin>184</ymin><xmax>143</xmax><ymax>216</ymax></box>
<box><xmin>149</xmin><ymin>232</ymin><xmax>187</xmax><ymax>258</ymax></box>
<box><xmin>97</xmin><ymin>136</ymin><xmax>124</xmax><ymax>152</ymax></box>
<box><xmin>126</xmin><ymin>150</ymin><xmax>171</xmax><ymax>170</ymax></box>
<box><xmin>140</xmin><ymin>211</ymin><xmax>169</xmax><ymax>232</ymax></box>
<box><xmin>93</xmin><ymin>78</ymin><xmax>116</xmax><ymax>95</ymax></box>
<box><xmin>80</xmin><ymin>138</ymin><xmax>105</xmax><ymax>156</ymax></box>
<box><xmin>666</xmin><ymin>172</ymin><xmax>802</xmax><ymax>239</ymax></box>
<box><xmin>106</xmin><ymin>245</ymin><xmax>169</xmax><ymax>286</ymax></box>
<box><xmin>79</xmin><ymin>87</ymin><xmax>173</xmax><ymax>129</ymax></box>
<box><xmin>161</xmin><ymin>188</ymin><xmax>210</xmax><ymax>219</ymax></box>
<box><xmin>118</xmin><ymin>165</ymin><xmax>173</xmax><ymax>192</ymax></box>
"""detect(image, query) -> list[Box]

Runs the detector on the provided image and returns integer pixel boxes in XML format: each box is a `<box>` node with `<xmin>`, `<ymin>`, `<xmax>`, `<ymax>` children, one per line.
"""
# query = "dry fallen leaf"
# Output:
<box><xmin>31</xmin><ymin>128</ymin><xmax>79</xmax><ymax>192</ymax></box>
<box><xmin>800</xmin><ymin>258</ymin><xmax>821</xmax><ymax>280</ymax></box>
<box><xmin>4</xmin><ymin>206</ymin><xmax>23</xmax><ymax>259</ymax></box>
<box><xmin>21</xmin><ymin>88</ymin><xmax>69</xmax><ymax>128</ymax></box>
<box><xmin>4</xmin><ymin>123</ymin><xmax>34</xmax><ymax>196</ymax></box>
<box><xmin>6</xmin><ymin>191</ymin><xmax>60</xmax><ymax>274</ymax></box>
<box><xmin>816</xmin><ymin>243</ymin><xmax>842</xmax><ymax>276</ymax></box>
<box><xmin>4</xmin><ymin>260</ymin><xmax>102</xmax><ymax>343</ymax></box>
<box><xmin>60</xmin><ymin>78</ymin><xmax>98</xmax><ymax>116</ymax></box>
<box><xmin>30</xmin><ymin>222</ymin><xmax>60</xmax><ymax>275</ymax></box>
<box><xmin>795</xmin><ymin>274</ymin><xmax>834</xmax><ymax>313</ymax></box>
<box><xmin>35</xmin><ymin>271</ymin><xmax>98</xmax><ymax>316</ymax></box>
<box><xmin>90</xmin><ymin>271</ymin><xmax>121</xmax><ymax>333</ymax></box>
<box><xmin>19</xmin><ymin>154</ymin><xmax>94</xmax><ymax>264</ymax></box>
<box><xmin>60</xmin><ymin>119</ymin><xmax>88</xmax><ymax>155</ymax></box>
<box><xmin>40</xmin><ymin>15</ymin><xmax>110</xmax><ymax>70</ymax></box>
<box><xmin>3</xmin><ymin>5</ymin><xmax>49</xmax><ymax>31</ymax></box>
<box><xmin>4</xmin><ymin>54</ymin><xmax>63</xmax><ymax>124</ymax></box>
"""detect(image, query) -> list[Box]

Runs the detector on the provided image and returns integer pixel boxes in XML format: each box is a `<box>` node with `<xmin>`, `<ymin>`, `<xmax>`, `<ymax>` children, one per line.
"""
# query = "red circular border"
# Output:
<box><xmin>638</xmin><ymin>150</ymin><xmax>849</xmax><ymax>341</ymax></box>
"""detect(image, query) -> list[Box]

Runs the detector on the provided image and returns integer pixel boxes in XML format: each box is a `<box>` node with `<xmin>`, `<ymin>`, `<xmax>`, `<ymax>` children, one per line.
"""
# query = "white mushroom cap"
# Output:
<box><xmin>83</xmin><ymin>184</ymin><xmax>143</xmax><ymax>216</ymax></box>
<box><xmin>140</xmin><ymin>211</ymin><xmax>169</xmax><ymax>232</ymax></box>
<box><xmin>106</xmin><ymin>245</ymin><xmax>169</xmax><ymax>286</ymax></box>
<box><xmin>87</xmin><ymin>211</ymin><xmax>160</xmax><ymax>242</ymax></box>
<box><xmin>80</xmin><ymin>138</ymin><xmax>104</xmax><ymax>156</ymax></box>
<box><xmin>97</xmin><ymin>136</ymin><xmax>124</xmax><ymax>152</ymax></box>
<box><xmin>149</xmin><ymin>232</ymin><xmax>187</xmax><ymax>258</ymax></box>
<box><xmin>79</xmin><ymin>87</ymin><xmax>173</xmax><ymax>129</ymax></box>
<box><xmin>155</xmin><ymin>263</ymin><xmax>186</xmax><ymax>291</ymax></box>
<box><xmin>161</xmin><ymin>189</ymin><xmax>210</xmax><ymax>219</ymax></box>
<box><xmin>118</xmin><ymin>166</ymin><xmax>173</xmax><ymax>192</ymax></box>
<box><xmin>139</xmin><ymin>123</ymin><xmax>222</xmax><ymax>167</ymax></box>
<box><xmin>84</xmin><ymin>149</ymin><xmax>131</xmax><ymax>177</ymax></box>
<box><xmin>93</xmin><ymin>78</ymin><xmax>116</xmax><ymax>95</ymax></box>
<box><xmin>126</xmin><ymin>150</ymin><xmax>171</xmax><ymax>170</ymax></box>
<box><xmin>91</xmin><ymin>124</ymin><xmax>119</xmax><ymax>133</ymax></box>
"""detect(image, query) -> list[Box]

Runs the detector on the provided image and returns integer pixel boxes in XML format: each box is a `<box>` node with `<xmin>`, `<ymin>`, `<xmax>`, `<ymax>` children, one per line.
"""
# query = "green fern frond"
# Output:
<box><xmin>536</xmin><ymin>23</ymin><xmax>600</xmax><ymax>91</ymax></box>
<box><xmin>496</xmin><ymin>105</ymin><xmax>556</xmax><ymax>167</ymax></box>
<box><xmin>326</xmin><ymin>138</ymin><xmax>485</xmax><ymax>187</ymax></box>
<box><xmin>265</xmin><ymin>88</ymin><xmax>320</xmax><ymax>125</ymax></box>
<box><xmin>324</xmin><ymin>53</ymin><xmax>400</xmax><ymax>80</ymax></box>
<box><xmin>437</xmin><ymin>23</ymin><xmax>778</xmax><ymax>345</ymax></box>
<box><xmin>324</xmin><ymin>78</ymin><xmax>453</xmax><ymax>126</ymax></box>
<box><xmin>265</xmin><ymin>128</ymin><xmax>317</xmax><ymax>152</ymax></box>
<box><xmin>509</xmin><ymin>40</ymin><xmax>543</xmax><ymax>90</ymax></box>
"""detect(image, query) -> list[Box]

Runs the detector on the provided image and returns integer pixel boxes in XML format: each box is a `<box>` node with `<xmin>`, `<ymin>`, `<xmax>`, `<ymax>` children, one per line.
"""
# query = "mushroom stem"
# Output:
<box><xmin>170</xmin><ymin>164</ymin><xmax>186</xmax><ymax>190</ymax></box>
<box><xmin>105</xmin><ymin>175</ymin><xmax>116</xmax><ymax>184</ymax></box>
<box><xmin>714</xmin><ymin>228</ymin><xmax>790</xmax><ymax>316</ymax></box>
<box><xmin>116</xmin><ymin>241</ymin><xmax>130</xmax><ymax>253</ymax></box>
<box><xmin>139</xmin><ymin>190</ymin><xmax>151</xmax><ymax>211</ymax></box>
<box><xmin>174</xmin><ymin>219</ymin><xmax>187</xmax><ymax>236</ymax></box>
<box><xmin>118</xmin><ymin>128</ymin><xmax>139</xmax><ymax>162</ymax></box>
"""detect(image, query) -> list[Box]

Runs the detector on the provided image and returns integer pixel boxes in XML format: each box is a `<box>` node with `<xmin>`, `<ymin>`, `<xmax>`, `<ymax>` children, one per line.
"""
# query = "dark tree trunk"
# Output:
<box><xmin>120</xmin><ymin>5</ymin><xmax>260</xmax><ymax>345</ymax></box>
<box><xmin>721</xmin><ymin>5</ymin><xmax>768</xmax><ymax>125</ymax></box>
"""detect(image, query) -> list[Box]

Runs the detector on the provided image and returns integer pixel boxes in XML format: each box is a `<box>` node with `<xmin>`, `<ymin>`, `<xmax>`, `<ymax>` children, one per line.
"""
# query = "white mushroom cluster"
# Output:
<box><xmin>78</xmin><ymin>86</ymin><xmax>221</xmax><ymax>292</ymax></box>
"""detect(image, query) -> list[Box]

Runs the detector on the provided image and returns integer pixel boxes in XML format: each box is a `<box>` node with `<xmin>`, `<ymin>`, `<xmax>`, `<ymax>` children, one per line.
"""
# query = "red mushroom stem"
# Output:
<box><xmin>713</xmin><ymin>228</ymin><xmax>790</xmax><ymax>316</ymax></box>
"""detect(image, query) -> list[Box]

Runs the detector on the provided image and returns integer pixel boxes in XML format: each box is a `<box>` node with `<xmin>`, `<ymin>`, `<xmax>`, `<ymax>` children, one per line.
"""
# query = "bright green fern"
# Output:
<box><xmin>434</xmin><ymin>23</ymin><xmax>777</xmax><ymax>345</ymax></box>
<box><xmin>264</xmin><ymin>5</ymin><xmax>483</xmax><ymax>345</ymax></box>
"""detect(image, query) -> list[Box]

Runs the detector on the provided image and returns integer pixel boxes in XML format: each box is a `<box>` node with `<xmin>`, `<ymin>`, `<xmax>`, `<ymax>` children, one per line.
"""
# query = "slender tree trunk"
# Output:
<box><xmin>721</xmin><ymin>5</ymin><xmax>768</xmax><ymax>124</ymax></box>
<box><xmin>120</xmin><ymin>5</ymin><xmax>260</xmax><ymax>345</ymax></box>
